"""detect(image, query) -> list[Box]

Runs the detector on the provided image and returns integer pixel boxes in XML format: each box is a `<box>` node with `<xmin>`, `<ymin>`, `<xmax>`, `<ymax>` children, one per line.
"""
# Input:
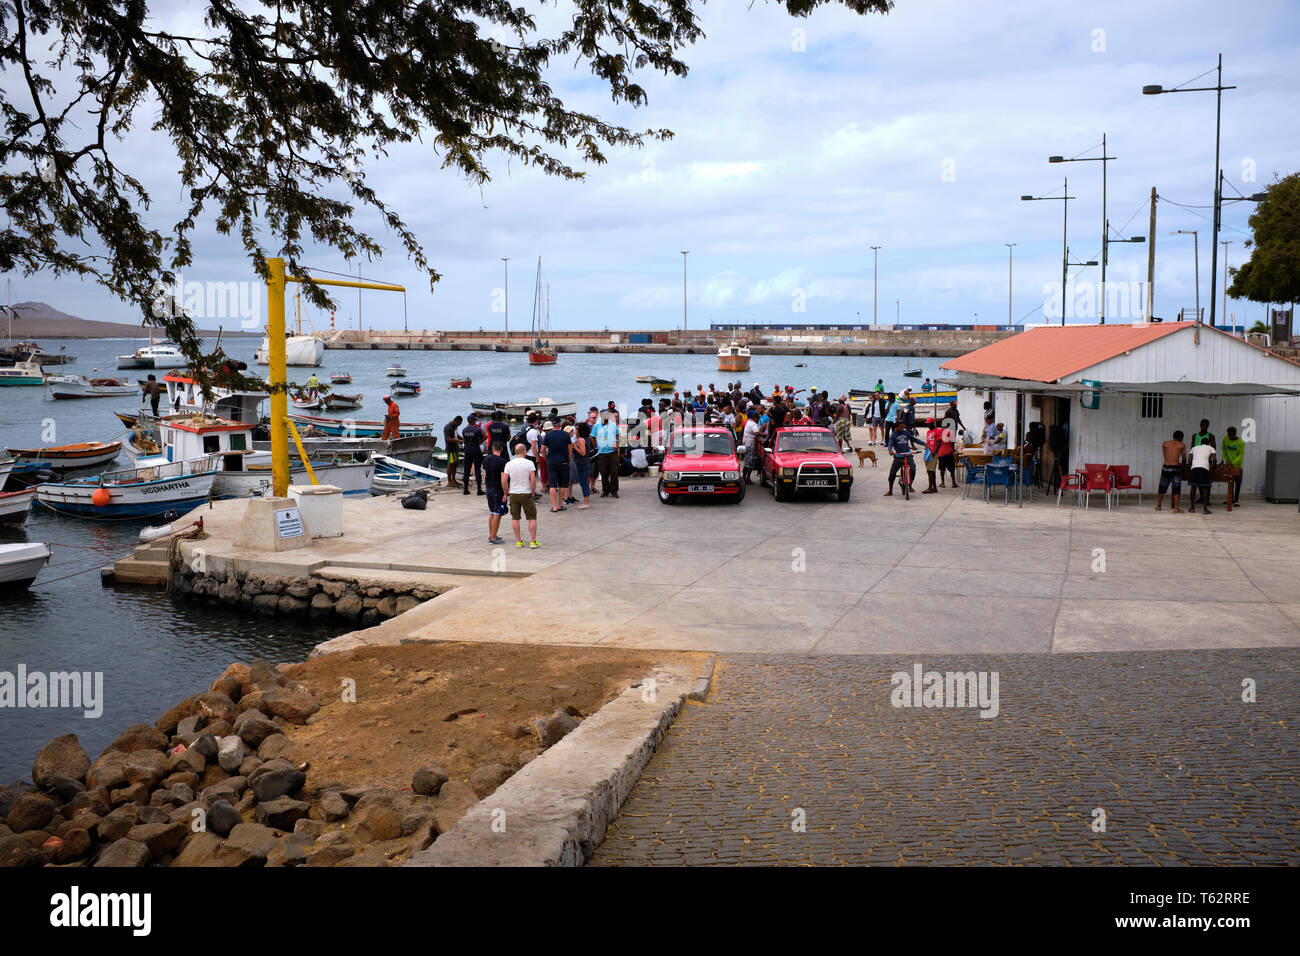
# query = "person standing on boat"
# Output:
<box><xmin>461</xmin><ymin>414</ymin><xmax>485</xmax><ymax>496</ymax></box>
<box><xmin>306</xmin><ymin>372</ymin><xmax>321</xmax><ymax>397</ymax></box>
<box><xmin>142</xmin><ymin>374</ymin><xmax>162</xmax><ymax>417</ymax></box>
<box><xmin>380</xmin><ymin>394</ymin><xmax>401</xmax><ymax>441</ymax></box>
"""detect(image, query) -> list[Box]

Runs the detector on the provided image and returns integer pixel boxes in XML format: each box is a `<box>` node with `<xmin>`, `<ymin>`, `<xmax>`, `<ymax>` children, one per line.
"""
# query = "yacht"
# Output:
<box><xmin>116</xmin><ymin>341</ymin><xmax>188</xmax><ymax>370</ymax></box>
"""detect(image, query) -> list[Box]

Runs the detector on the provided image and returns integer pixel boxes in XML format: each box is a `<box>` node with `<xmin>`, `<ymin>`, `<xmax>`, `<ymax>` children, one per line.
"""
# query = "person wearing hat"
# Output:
<box><xmin>380</xmin><ymin>393</ymin><xmax>401</xmax><ymax>440</ymax></box>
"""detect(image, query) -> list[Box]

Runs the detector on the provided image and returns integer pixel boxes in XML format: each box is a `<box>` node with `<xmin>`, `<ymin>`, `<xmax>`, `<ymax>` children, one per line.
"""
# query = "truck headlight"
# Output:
<box><xmin>722</xmin><ymin>471</ymin><xmax>739</xmax><ymax>481</ymax></box>
<box><xmin>781</xmin><ymin>467</ymin><xmax>794</xmax><ymax>477</ymax></box>
<box><xmin>838</xmin><ymin>467</ymin><xmax>850</xmax><ymax>476</ymax></box>
<box><xmin>664</xmin><ymin>471</ymin><xmax>680</xmax><ymax>481</ymax></box>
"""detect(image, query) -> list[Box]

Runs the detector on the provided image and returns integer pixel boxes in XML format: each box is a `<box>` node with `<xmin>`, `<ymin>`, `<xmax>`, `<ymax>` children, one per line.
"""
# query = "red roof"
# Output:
<box><xmin>940</xmin><ymin>323</ymin><xmax>1193</xmax><ymax>383</ymax></box>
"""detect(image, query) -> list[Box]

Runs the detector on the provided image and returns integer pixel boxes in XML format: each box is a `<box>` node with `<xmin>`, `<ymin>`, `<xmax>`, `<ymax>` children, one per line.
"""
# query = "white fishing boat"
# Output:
<box><xmin>0</xmin><ymin>457</ymin><xmax>14</xmax><ymax>487</ymax></box>
<box><xmin>116</xmin><ymin>342</ymin><xmax>188</xmax><ymax>370</ymax></box>
<box><xmin>0</xmin><ymin>359</ymin><xmax>44</xmax><ymax>386</ymax></box>
<box><xmin>385</xmin><ymin>362</ymin><xmax>407</xmax><ymax>377</ymax></box>
<box><xmin>254</xmin><ymin>292</ymin><xmax>324</xmax><ymax>366</ymax></box>
<box><xmin>45</xmin><ymin>373</ymin><xmax>137</xmax><ymax>400</ymax></box>
<box><xmin>391</xmin><ymin>380</ymin><xmax>420</xmax><ymax>396</ymax></box>
<box><xmin>35</xmin><ymin>459</ymin><xmax>218</xmax><ymax>519</ymax></box>
<box><xmin>0</xmin><ymin>488</ymin><xmax>35</xmax><ymax>525</ymax></box>
<box><xmin>291</xmin><ymin>391</ymin><xmax>324</xmax><ymax>411</ymax></box>
<box><xmin>370</xmin><ymin>454</ymin><xmax>444</xmax><ymax>495</ymax></box>
<box><xmin>0</xmin><ymin>541</ymin><xmax>52</xmax><ymax>590</ymax></box>
<box><xmin>155</xmin><ymin>372</ymin><xmax>268</xmax><ymax>424</ymax></box>
<box><xmin>130</xmin><ymin>414</ymin><xmax>374</xmax><ymax>498</ymax></box>
<box><xmin>468</xmin><ymin>397</ymin><xmax>577</xmax><ymax>421</ymax></box>
<box><xmin>323</xmin><ymin>392</ymin><xmax>363</xmax><ymax>411</ymax></box>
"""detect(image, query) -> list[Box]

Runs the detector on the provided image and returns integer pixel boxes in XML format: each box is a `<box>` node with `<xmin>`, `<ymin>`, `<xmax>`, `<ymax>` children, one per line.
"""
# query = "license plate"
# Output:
<box><xmin>688</xmin><ymin>484</ymin><xmax>715</xmax><ymax>493</ymax></box>
<box><xmin>802</xmin><ymin>478</ymin><xmax>833</xmax><ymax>487</ymax></box>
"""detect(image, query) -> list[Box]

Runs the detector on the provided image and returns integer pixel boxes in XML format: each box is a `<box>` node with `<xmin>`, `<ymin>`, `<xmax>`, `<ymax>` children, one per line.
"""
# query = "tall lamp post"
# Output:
<box><xmin>871</xmin><ymin>246</ymin><xmax>881</xmax><ymax>328</ymax></box>
<box><xmin>1048</xmin><ymin>135</ymin><xmax>1115</xmax><ymax>322</ymax></box>
<box><xmin>1218</xmin><ymin>177</ymin><xmax>1268</xmax><ymax>333</ymax></box>
<box><xmin>1004</xmin><ymin>243</ymin><xmax>1016</xmax><ymax>324</ymax></box>
<box><xmin>1021</xmin><ymin>179</ymin><xmax>1076</xmax><ymax>325</ymax></box>
<box><xmin>1144</xmin><ymin>54</ymin><xmax>1235</xmax><ymax>326</ymax></box>
<box><xmin>1172</xmin><ymin>229</ymin><xmax>1200</xmax><ymax>318</ymax></box>
<box><xmin>680</xmin><ymin>251</ymin><xmax>689</xmax><ymax>332</ymax></box>
<box><xmin>501</xmin><ymin>257</ymin><xmax>509</xmax><ymax>340</ymax></box>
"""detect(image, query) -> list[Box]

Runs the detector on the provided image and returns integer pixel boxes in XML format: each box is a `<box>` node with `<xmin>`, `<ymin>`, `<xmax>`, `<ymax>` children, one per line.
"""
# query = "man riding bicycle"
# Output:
<box><xmin>884</xmin><ymin>424</ymin><xmax>924</xmax><ymax>497</ymax></box>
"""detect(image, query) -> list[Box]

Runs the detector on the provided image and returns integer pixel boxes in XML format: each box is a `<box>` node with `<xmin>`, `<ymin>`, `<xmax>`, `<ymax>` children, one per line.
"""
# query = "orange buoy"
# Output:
<box><xmin>91</xmin><ymin>487</ymin><xmax>111</xmax><ymax>507</ymax></box>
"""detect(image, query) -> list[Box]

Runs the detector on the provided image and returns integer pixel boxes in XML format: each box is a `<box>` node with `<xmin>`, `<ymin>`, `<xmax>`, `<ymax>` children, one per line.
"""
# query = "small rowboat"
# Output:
<box><xmin>635</xmin><ymin>375</ymin><xmax>656</xmax><ymax>384</ymax></box>
<box><xmin>5</xmin><ymin>440</ymin><xmax>122</xmax><ymax>475</ymax></box>
<box><xmin>370</xmin><ymin>454</ymin><xmax>444</xmax><ymax>495</ymax></box>
<box><xmin>449</xmin><ymin>378</ymin><xmax>472</xmax><ymax>389</ymax></box>
<box><xmin>648</xmin><ymin>378</ymin><xmax>676</xmax><ymax>393</ymax></box>
<box><xmin>291</xmin><ymin>392</ymin><xmax>324</xmax><ymax>410</ymax></box>
<box><xmin>0</xmin><ymin>488</ymin><xmax>35</xmax><ymax>526</ymax></box>
<box><xmin>45</xmin><ymin>374</ymin><xmax>137</xmax><ymax>399</ymax></box>
<box><xmin>330</xmin><ymin>372</ymin><xmax>353</xmax><ymax>385</ymax></box>
<box><xmin>391</xmin><ymin>381</ymin><xmax>421</xmax><ymax>396</ymax></box>
<box><xmin>385</xmin><ymin>363</ymin><xmax>407</xmax><ymax>377</ymax></box>
<box><xmin>0</xmin><ymin>541</ymin><xmax>51</xmax><ymax>590</ymax></box>
<box><xmin>324</xmin><ymin>392</ymin><xmax>363</xmax><ymax>411</ymax></box>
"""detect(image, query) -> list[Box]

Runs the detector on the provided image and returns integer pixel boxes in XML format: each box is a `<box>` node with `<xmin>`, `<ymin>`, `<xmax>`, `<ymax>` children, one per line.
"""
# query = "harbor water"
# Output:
<box><xmin>0</xmin><ymin>335</ymin><xmax>933</xmax><ymax>782</ymax></box>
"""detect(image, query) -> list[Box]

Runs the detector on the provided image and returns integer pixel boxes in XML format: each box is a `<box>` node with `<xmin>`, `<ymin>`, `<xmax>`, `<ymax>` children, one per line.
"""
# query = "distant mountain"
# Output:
<box><xmin>1</xmin><ymin>301</ymin><xmax>261</xmax><ymax>339</ymax></box>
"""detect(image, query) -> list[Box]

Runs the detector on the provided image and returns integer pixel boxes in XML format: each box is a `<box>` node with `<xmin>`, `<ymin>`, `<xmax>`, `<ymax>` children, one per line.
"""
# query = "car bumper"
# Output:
<box><xmin>661</xmin><ymin>481</ymin><xmax>742</xmax><ymax>495</ymax></box>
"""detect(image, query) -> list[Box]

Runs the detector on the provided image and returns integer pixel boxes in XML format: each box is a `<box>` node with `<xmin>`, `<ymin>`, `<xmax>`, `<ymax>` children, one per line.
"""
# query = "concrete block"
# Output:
<box><xmin>232</xmin><ymin>497</ymin><xmax>315</xmax><ymax>553</ymax></box>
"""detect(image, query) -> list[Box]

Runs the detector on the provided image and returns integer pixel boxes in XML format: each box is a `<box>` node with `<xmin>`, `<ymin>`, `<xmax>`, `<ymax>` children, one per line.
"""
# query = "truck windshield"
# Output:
<box><xmin>776</xmin><ymin>430</ymin><xmax>838</xmax><ymax>453</ymax></box>
<box><xmin>669</xmin><ymin>432</ymin><xmax>734</xmax><ymax>457</ymax></box>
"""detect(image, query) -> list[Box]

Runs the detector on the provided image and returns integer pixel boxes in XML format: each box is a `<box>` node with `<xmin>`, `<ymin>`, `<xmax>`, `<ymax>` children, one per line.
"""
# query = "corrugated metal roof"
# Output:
<box><xmin>939</xmin><ymin>323</ymin><xmax>1193</xmax><ymax>383</ymax></box>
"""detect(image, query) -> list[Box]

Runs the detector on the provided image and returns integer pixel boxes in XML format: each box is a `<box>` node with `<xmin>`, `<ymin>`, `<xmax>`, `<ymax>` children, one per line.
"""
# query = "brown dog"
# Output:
<box><xmin>854</xmin><ymin>447</ymin><xmax>877</xmax><ymax>468</ymax></box>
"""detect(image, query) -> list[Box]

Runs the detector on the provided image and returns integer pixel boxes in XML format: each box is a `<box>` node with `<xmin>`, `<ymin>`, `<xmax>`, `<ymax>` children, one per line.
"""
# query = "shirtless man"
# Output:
<box><xmin>1155</xmin><ymin>430</ymin><xmax>1187</xmax><ymax>513</ymax></box>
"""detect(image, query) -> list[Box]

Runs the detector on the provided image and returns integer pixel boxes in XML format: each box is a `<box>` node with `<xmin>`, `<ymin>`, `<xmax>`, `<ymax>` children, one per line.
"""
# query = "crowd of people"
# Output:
<box><xmin>1155</xmin><ymin>418</ymin><xmax>1244</xmax><ymax>515</ymax></box>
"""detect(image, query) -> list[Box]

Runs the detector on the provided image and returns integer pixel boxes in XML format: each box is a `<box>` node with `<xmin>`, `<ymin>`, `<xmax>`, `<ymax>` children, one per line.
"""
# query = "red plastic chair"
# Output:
<box><xmin>1055</xmin><ymin>463</ymin><xmax>1081</xmax><ymax>507</ymax></box>
<box><xmin>1080</xmin><ymin>466</ymin><xmax>1113</xmax><ymax>509</ymax></box>
<box><xmin>1107</xmin><ymin>465</ymin><xmax>1143</xmax><ymax>506</ymax></box>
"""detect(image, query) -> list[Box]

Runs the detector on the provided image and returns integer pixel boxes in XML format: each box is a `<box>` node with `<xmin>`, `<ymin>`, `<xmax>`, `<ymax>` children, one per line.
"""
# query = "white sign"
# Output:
<box><xmin>275</xmin><ymin>508</ymin><xmax>306</xmax><ymax>539</ymax></box>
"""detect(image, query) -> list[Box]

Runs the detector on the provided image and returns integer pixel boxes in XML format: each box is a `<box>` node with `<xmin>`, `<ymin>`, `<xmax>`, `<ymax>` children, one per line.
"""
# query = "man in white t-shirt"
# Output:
<box><xmin>1187</xmin><ymin>439</ymin><xmax>1217</xmax><ymax>515</ymax></box>
<box><xmin>742</xmin><ymin>415</ymin><xmax>761</xmax><ymax>485</ymax></box>
<box><xmin>503</xmin><ymin>443</ymin><xmax>541</xmax><ymax>548</ymax></box>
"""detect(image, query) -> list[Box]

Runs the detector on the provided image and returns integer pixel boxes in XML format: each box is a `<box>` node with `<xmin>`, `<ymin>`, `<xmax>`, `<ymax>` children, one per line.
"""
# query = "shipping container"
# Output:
<box><xmin>628</xmin><ymin>333</ymin><xmax>652</xmax><ymax>343</ymax></box>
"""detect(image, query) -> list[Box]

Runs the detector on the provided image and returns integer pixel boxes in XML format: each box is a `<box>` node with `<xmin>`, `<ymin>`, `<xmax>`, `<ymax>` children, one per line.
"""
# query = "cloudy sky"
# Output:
<box><xmin>14</xmin><ymin>0</ymin><xmax>1300</xmax><ymax>331</ymax></box>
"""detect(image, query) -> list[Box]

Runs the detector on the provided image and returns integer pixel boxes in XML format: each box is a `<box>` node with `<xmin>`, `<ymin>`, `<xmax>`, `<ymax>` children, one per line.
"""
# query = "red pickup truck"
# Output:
<box><xmin>759</xmin><ymin>426</ymin><xmax>853</xmax><ymax>501</ymax></box>
<box><xmin>657</xmin><ymin>425</ymin><xmax>745</xmax><ymax>504</ymax></box>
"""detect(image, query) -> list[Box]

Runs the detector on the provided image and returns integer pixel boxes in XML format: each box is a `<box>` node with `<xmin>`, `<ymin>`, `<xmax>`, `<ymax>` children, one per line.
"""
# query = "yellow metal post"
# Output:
<box><xmin>285</xmin><ymin>418</ymin><xmax>318</xmax><ymax>485</ymax></box>
<box><xmin>267</xmin><ymin>257</ymin><xmax>290</xmax><ymax>497</ymax></box>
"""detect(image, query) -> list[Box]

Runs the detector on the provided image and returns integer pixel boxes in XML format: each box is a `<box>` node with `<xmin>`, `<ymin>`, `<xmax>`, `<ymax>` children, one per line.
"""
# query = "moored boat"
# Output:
<box><xmin>330</xmin><ymin>372</ymin><xmax>353</xmax><ymax>385</ymax></box>
<box><xmin>717</xmin><ymin>341</ymin><xmax>751</xmax><ymax>372</ymax></box>
<box><xmin>116</xmin><ymin>342</ymin><xmax>187</xmax><ymax>370</ymax></box>
<box><xmin>291</xmin><ymin>391</ymin><xmax>324</xmax><ymax>410</ymax></box>
<box><xmin>0</xmin><ymin>488</ymin><xmax>35</xmax><ymax>525</ymax></box>
<box><xmin>370</xmin><ymin>454</ymin><xmax>444</xmax><ymax>495</ymax></box>
<box><xmin>0</xmin><ymin>541</ymin><xmax>52</xmax><ymax>590</ymax></box>
<box><xmin>468</xmin><ymin>398</ymin><xmax>577</xmax><ymax>421</ymax></box>
<box><xmin>323</xmin><ymin>392</ymin><xmax>363</xmax><ymax>411</ymax></box>
<box><xmin>45</xmin><ymin>374</ymin><xmax>137</xmax><ymax>399</ymax></box>
<box><xmin>391</xmin><ymin>380</ymin><xmax>421</xmax><ymax>396</ymax></box>
<box><xmin>449</xmin><ymin>378</ymin><xmax>471</xmax><ymax>388</ymax></box>
<box><xmin>0</xmin><ymin>360</ymin><xmax>44</xmax><ymax>386</ymax></box>
<box><xmin>5</xmin><ymin>441</ymin><xmax>122</xmax><ymax>475</ymax></box>
<box><xmin>385</xmin><ymin>362</ymin><xmax>407</xmax><ymax>377</ymax></box>
<box><xmin>35</xmin><ymin>460</ymin><xmax>217</xmax><ymax>519</ymax></box>
<box><xmin>289</xmin><ymin>413</ymin><xmax>434</xmax><ymax>438</ymax></box>
<box><xmin>255</xmin><ymin>333</ymin><xmax>324</xmax><ymax>367</ymax></box>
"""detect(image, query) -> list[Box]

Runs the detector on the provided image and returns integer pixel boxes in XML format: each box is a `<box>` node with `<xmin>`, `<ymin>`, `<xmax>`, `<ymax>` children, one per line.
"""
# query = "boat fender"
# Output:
<box><xmin>401</xmin><ymin>489</ymin><xmax>428</xmax><ymax>510</ymax></box>
<box><xmin>139</xmin><ymin>522</ymin><xmax>175</xmax><ymax>543</ymax></box>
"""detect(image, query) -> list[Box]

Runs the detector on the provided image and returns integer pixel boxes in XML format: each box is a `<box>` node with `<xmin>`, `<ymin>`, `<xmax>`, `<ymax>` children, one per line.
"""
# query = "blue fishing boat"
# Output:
<box><xmin>34</xmin><ymin>459</ymin><xmax>217</xmax><ymax>519</ymax></box>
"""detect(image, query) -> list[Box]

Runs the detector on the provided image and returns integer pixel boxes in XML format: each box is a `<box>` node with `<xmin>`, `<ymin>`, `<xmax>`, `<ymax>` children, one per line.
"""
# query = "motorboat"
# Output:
<box><xmin>289</xmin><ymin>413</ymin><xmax>434</xmax><ymax>438</ymax></box>
<box><xmin>330</xmin><ymin>372</ymin><xmax>353</xmax><ymax>385</ymax></box>
<box><xmin>449</xmin><ymin>378</ymin><xmax>471</xmax><ymax>388</ymax></box>
<box><xmin>391</xmin><ymin>381</ymin><xmax>421</xmax><ymax>396</ymax></box>
<box><xmin>323</xmin><ymin>392</ymin><xmax>363</xmax><ymax>411</ymax></box>
<box><xmin>45</xmin><ymin>373</ymin><xmax>137</xmax><ymax>399</ymax></box>
<box><xmin>156</xmin><ymin>372</ymin><xmax>268</xmax><ymax>424</ymax></box>
<box><xmin>0</xmin><ymin>541</ymin><xmax>52</xmax><ymax>590</ymax></box>
<box><xmin>717</xmin><ymin>341</ymin><xmax>751</xmax><ymax>373</ymax></box>
<box><xmin>5</xmin><ymin>441</ymin><xmax>122</xmax><ymax>476</ymax></box>
<box><xmin>0</xmin><ymin>360</ymin><xmax>44</xmax><ymax>386</ymax></box>
<box><xmin>385</xmin><ymin>362</ymin><xmax>407</xmax><ymax>377</ymax></box>
<box><xmin>35</xmin><ymin>458</ymin><xmax>218</xmax><ymax>519</ymax></box>
<box><xmin>116</xmin><ymin>342</ymin><xmax>187</xmax><ymax>370</ymax></box>
<box><xmin>0</xmin><ymin>488</ymin><xmax>35</xmax><ymax>525</ymax></box>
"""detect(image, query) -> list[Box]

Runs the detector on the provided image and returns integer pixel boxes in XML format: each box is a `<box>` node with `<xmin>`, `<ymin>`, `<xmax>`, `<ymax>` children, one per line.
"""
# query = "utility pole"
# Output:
<box><xmin>1005</xmin><ymin>243</ymin><xmax>1016</xmax><ymax>324</ymax></box>
<box><xmin>680</xmin><ymin>251</ymin><xmax>689</xmax><ymax>331</ymax></box>
<box><xmin>871</xmin><ymin>246</ymin><xmax>881</xmax><ymax>328</ymax></box>
<box><xmin>501</xmin><ymin>257</ymin><xmax>509</xmax><ymax>340</ymax></box>
<box><xmin>1221</xmin><ymin>240</ymin><xmax>1232</xmax><ymax>329</ymax></box>
<box><xmin>1145</xmin><ymin>188</ymin><xmax>1157</xmax><ymax>323</ymax></box>
<box><xmin>1061</xmin><ymin>177</ymin><xmax>1069</xmax><ymax>326</ymax></box>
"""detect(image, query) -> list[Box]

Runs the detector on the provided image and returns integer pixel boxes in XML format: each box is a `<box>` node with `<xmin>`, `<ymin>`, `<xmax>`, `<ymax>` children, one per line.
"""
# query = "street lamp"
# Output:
<box><xmin>1004</xmin><ymin>243</ymin><xmax>1016</xmax><ymax>324</ymax></box>
<box><xmin>680</xmin><ymin>251</ymin><xmax>688</xmax><ymax>332</ymax></box>
<box><xmin>1049</xmin><ymin>135</ymin><xmax>1117</xmax><ymax>322</ymax></box>
<box><xmin>1144</xmin><ymin>54</ymin><xmax>1235</xmax><ymax>326</ymax></box>
<box><xmin>1022</xmin><ymin>178</ymin><xmax>1075</xmax><ymax>325</ymax></box>
<box><xmin>1172</xmin><ymin>229</ymin><xmax>1200</xmax><ymax>319</ymax></box>
<box><xmin>870</xmin><ymin>246</ymin><xmax>881</xmax><ymax>328</ymax></box>
<box><xmin>501</xmin><ymin>257</ymin><xmax>509</xmax><ymax>339</ymax></box>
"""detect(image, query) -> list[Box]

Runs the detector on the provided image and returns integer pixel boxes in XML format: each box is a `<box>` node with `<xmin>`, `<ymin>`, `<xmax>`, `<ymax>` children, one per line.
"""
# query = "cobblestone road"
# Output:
<box><xmin>590</xmin><ymin>651</ymin><xmax>1300</xmax><ymax>865</ymax></box>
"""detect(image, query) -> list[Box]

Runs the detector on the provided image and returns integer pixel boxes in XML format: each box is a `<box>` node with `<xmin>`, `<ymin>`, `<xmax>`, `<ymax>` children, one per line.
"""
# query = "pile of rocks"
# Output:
<box><xmin>171</xmin><ymin>566</ymin><xmax>441</xmax><ymax>625</ymax></box>
<box><xmin>0</xmin><ymin>659</ymin><xmax>587</xmax><ymax>868</ymax></box>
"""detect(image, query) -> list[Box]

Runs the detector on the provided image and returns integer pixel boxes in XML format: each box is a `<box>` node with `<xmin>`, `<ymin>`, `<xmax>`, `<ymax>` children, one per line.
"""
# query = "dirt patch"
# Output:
<box><xmin>284</xmin><ymin>641</ymin><xmax>702</xmax><ymax>793</ymax></box>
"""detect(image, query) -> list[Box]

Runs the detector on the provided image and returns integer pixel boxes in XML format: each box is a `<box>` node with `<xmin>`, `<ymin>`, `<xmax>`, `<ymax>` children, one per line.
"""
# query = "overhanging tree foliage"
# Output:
<box><xmin>1227</xmin><ymin>172</ymin><xmax>1300</xmax><ymax>307</ymax></box>
<box><xmin>0</xmin><ymin>0</ymin><xmax>892</xmax><ymax>387</ymax></box>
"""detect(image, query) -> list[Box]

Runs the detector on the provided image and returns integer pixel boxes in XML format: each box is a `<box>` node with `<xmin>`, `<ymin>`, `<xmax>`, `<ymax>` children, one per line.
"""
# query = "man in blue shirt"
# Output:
<box><xmin>884</xmin><ymin>425</ymin><xmax>924</xmax><ymax>496</ymax></box>
<box><xmin>883</xmin><ymin>393</ymin><xmax>900</xmax><ymax>446</ymax></box>
<box><xmin>594</xmin><ymin>412</ymin><xmax>620</xmax><ymax>498</ymax></box>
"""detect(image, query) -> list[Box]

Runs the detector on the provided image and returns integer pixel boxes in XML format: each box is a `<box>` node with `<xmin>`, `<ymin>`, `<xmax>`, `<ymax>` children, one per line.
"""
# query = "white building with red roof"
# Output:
<box><xmin>939</xmin><ymin>322</ymin><xmax>1300</xmax><ymax>499</ymax></box>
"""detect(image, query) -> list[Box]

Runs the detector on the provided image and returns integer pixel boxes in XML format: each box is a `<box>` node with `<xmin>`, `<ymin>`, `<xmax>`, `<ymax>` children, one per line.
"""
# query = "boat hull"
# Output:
<box><xmin>528</xmin><ymin>351</ymin><xmax>557</xmax><ymax>365</ymax></box>
<box><xmin>6</xmin><ymin>441</ymin><xmax>123</xmax><ymax>474</ymax></box>
<box><xmin>212</xmin><ymin>461</ymin><xmax>374</xmax><ymax>498</ymax></box>
<box><xmin>256</xmin><ymin>335</ymin><xmax>325</xmax><ymax>367</ymax></box>
<box><xmin>0</xmin><ymin>542</ymin><xmax>51</xmax><ymax>589</ymax></box>
<box><xmin>0</xmin><ymin>489</ymin><xmax>35</xmax><ymax>525</ymax></box>
<box><xmin>35</xmin><ymin>472</ymin><xmax>216</xmax><ymax>519</ymax></box>
<box><xmin>289</xmin><ymin>414</ymin><xmax>433</xmax><ymax>438</ymax></box>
